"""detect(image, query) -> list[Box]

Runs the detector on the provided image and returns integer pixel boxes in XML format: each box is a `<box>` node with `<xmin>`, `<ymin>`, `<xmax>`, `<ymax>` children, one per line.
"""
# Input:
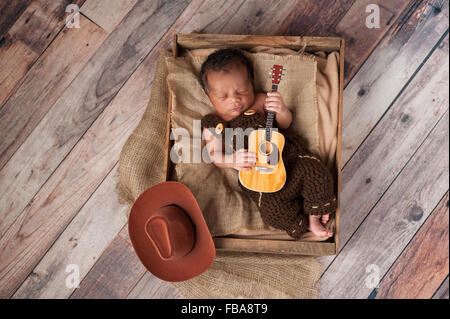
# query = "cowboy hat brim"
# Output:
<box><xmin>128</xmin><ymin>181</ymin><xmax>215</xmax><ymax>282</ymax></box>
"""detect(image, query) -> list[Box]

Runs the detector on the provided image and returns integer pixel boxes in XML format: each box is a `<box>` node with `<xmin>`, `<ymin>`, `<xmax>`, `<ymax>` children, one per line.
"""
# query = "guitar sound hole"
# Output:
<box><xmin>259</xmin><ymin>141</ymin><xmax>273</xmax><ymax>156</ymax></box>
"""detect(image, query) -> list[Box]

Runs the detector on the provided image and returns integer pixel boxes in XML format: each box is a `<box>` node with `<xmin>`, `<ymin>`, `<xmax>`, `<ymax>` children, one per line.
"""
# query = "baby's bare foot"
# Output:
<box><xmin>308</xmin><ymin>215</ymin><xmax>333</xmax><ymax>237</ymax></box>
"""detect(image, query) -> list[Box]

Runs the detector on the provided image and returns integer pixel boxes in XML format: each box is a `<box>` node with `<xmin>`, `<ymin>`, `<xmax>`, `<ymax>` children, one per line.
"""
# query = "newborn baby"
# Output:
<box><xmin>199</xmin><ymin>48</ymin><xmax>336</xmax><ymax>239</ymax></box>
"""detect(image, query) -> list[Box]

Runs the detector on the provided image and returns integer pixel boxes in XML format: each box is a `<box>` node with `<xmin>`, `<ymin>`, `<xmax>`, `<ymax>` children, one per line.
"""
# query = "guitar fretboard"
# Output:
<box><xmin>265</xmin><ymin>83</ymin><xmax>278</xmax><ymax>141</ymax></box>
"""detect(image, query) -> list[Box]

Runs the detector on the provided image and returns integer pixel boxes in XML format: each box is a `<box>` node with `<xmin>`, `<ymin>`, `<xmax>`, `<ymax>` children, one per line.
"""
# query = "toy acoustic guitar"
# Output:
<box><xmin>239</xmin><ymin>64</ymin><xmax>287</xmax><ymax>193</ymax></box>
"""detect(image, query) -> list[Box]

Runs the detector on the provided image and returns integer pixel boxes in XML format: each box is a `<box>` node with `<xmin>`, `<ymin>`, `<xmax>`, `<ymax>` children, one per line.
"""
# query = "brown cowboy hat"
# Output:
<box><xmin>128</xmin><ymin>181</ymin><xmax>215</xmax><ymax>282</ymax></box>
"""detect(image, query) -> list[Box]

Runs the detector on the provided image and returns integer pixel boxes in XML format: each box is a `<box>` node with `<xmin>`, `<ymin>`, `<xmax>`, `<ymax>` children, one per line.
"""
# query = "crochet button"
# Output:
<box><xmin>215</xmin><ymin>123</ymin><xmax>224</xmax><ymax>134</ymax></box>
<box><xmin>244</xmin><ymin>109</ymin><xmax>256</xmax><ymax>115</ymax></box>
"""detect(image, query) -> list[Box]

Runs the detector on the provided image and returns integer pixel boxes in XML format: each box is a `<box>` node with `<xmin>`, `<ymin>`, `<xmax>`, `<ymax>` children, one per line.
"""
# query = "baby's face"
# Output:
<box><xmin>205</xmin><ymin>64</ymin><xmax>255</xmax><ymax>121</ymax></box>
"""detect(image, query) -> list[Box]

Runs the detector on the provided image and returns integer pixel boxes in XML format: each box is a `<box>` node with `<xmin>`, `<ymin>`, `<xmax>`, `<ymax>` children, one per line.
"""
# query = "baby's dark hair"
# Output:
<box><xmin>199</xmin><ymin>48</ymin><xmax>254</xmax><ymax>94</ymax></box>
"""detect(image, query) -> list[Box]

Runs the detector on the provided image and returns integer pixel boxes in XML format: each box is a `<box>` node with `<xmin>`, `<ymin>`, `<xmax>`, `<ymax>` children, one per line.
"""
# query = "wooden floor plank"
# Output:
<box><xmin>12</xmin><ymin>165</ymin><xmax>127</xmax><ymax>299</ymax></box>
<box><xmin>0</xmin><ymin>15</ymin><xmax>108</xmax><ymax>170</ymax></box>
<box><xmin>126</xmin><ymin>272</ymin><xmax>180</xmax><ymax>299</ymax></box>
<box><xmin>0</xmin><ymin>88</ymin><xmax>145</xmax><ymax>298</ymax></box>
<box><xmin>333</xmin><ymin>0</ymin><xmax>412</xmax><ymax>82</ymax></box>
<box><xmin>80</xmin><ymin>0</ymin><xmax>137</xmax><ymax>33</ymax></box>
<box><xmin>207</xmin><ymin>0</ymin><xmax>325</xmax><ymax>35</ymax></box>
<box><xmin>0</xmin><ymin>37</ymin><xmax>36</xmax><ymax>107</ymax></box>
<box><xmin>0</xmin><ymin>0</ymin><xmax>86</xmax><ymax>109</ymax></box>
<box><xmin>336</xmin><ymin>34</ymin><xmax>448</xmax><ymax>249</ymax></box>
<box><xmin>70</xmin><ymin>227</ymin><xmax>146</xmax><ymax>299</ymax></box>
<box><xmin>0</xmin><ymin>0</ymin><xmax>190</xmax><ymax>298</ymax></box>
<box><xmin>342</xmin><ymin>0</ymin><xmax>448</xmax><ymax>165</ymax></box>
<box><xmin>278</xmin><ymin>0</ymin><xmax>355</xmax><ymax>37</ymax></box>
<box><xmin>278</xmin><ymin>0</ymin><xmax>412</xmax><ymax>83</ymax></box>
<box><xmin>317</xmin><ymin>34</ymin><xmax>449</xmax><ymax>289</ymax></box>
<box><xmin>0</xmin><ymin>0</ymin><xmax>33</xmax><ymax>38</ymax></box>
<box><xmin>320</xmin><ymin>109</ymin><xmax>449</xmax><ymax>298</ymax></box>
<box><xmin>432</xmin><ymin>276</ymin><xmax>449</xmax><ymax>299</ymax></box>
<box><xmin>374</xmin><ymin>192</ymin><xmax>449</xmax><ymax>299</ymax></box>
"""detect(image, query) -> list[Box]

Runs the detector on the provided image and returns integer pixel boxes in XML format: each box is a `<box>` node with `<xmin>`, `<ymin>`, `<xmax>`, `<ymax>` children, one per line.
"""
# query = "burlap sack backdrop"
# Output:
<box><xmin>118</xmin><ymin>46</ymin><xmax>339</xmax><ymax>299</ymax></box>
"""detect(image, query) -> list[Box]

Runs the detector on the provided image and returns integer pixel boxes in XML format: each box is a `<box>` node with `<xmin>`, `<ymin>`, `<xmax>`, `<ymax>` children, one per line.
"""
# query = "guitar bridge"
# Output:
<box><xmin>253</xmin><ymin>166</ymin><xmax>274</xmax><ymax>173</ymax></box>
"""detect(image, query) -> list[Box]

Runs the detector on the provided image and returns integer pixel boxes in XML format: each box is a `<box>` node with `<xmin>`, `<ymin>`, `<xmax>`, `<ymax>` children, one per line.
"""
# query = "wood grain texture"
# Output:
<box><xmin>0</xmin><ymin>0</ymin><xmax>86</xmax><ymax>108</ymax></box>
<box><xmin>214</xmin><ymin>237</ymin><xmax>336</xmax><ymax>256</ymax></box>
<box><xmin>0</xmin><ymin>83</ymin><xmax>145</xmax><ymax>298</ymax></box>
<box><xmin>0</xmin><ymin>0</ymin><xmax>190</xmax><ymax>298</ymax></box>
<box><xmin>70</xmin><ymin>228</ymin><xmax>146</xmax><ymax>299</ymax></box>
<box><xmin>0</xmin><ymin>36</ymin><xmax>36</xmax><ymax>107</ymax></box>
<box><xmin>0</xmin><ymin>15</ymin><xmax>108</xmax><ymax>170</ymax></box>
<box><xmin>374</xmin><ymin>192</ymin><xmax>449</xmax><ymax>299</ymax></box>
<box><xmin>341</xmin><ymin>0</ymin><xmax>448</xmax><ymax>165</ymax></box>
<box><xmin>177</xmin><ymin>33</ymin><xmax>342</xmax><ymax>51</ymax></box>
<box><xmin>170</xmin><ymin>0</ymin><xmax>301</xmax><ymax>36</ymax></box>
<box><xmin>433</xmin><ymin>276</ymin><xmax>449</xmax><ymax>299</ymax></box>
<box><xmin>277</xmin><ymin>0</ymin><xmax>412</xmax><ymax>83</ymax></box>
<box><xmin>208</xmin><ymin>0</ymin><xmax>314</xmax><ymax>36</ymax></box>
<box><xmin>334</xmin><ymin>0</ymin><xmax>411</xmax><ymax>81</ymax></box>
<box><xmin>0</xmin><ymin>0</ymin><xmax>188</xmax><ymax>240</ymax></box>
<box><xmin>337</xmin><ymin>35</ymin><xmax>448</xmax><ymax>249</ymax></box>
<box><xmin>319</xmin><ymin>109</ymin><xmax>449</xmax><ymax>298</ymax></box>
<box><xmin>335</xmin><ymin>41</ymin><xmax>345</xmax><ymax>253</ymax></box>
<box><xmin>278</xmin><ymin>0</ymin><xmax>355</xmax><ymax>37</ymax></box>
<box><xmin>0</xmin><ymin>0</ymin><xmax>33</xmax><ymax>38</ymax></box>
<box><xmin>80</xmin><ymin>0</ymin><xmax>137</xmax><ymax>33</ymax></box>
<box><xmin>317</xmin><ymin>34</ymin><xmax>449</xmax><ymax>283</ymax></box>
<box><xmin>12</xmin><ymin>165</ymin><xmax>128</xmax><ymax>299</ymax></box>
<box><xmin>126</xmin><ymin>271</ymin><xmax>180</xmax><ymax>299</ymax></box>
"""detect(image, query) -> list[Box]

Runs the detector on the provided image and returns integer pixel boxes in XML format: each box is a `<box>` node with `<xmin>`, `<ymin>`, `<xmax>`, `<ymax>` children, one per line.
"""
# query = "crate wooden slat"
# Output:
<box><xmin>176</xmin><ymin>33</ymin><xmax>342</xmax><ymax>52</ymax></box>
<box><xmin>164</xmin><ymin>33</ymin><xmax>344</xmax><ymax>256</ymax></box>
<box><xmin>213</xmin><ymin>237</ymin><xmax>336</xmax><ymax>256</ymax></box>
<box><xmin>335</xmin><ymin>37</ymin><xmax>344</xmax><ymax>254</ymax></box>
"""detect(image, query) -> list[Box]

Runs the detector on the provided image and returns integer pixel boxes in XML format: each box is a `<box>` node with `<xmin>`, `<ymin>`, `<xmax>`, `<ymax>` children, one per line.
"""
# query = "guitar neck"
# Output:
<box><xmin>265</xmin><ymin>83</ymin><xmax>278</xmax><ymax>141</ymax></box>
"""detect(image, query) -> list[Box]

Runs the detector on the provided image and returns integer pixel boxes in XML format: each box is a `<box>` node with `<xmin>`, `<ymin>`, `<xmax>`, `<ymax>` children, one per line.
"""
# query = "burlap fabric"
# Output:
<box><xmin>117</xmin><ymin>46</ymin><xmax>340</xmax><ymax>299</ymax></box>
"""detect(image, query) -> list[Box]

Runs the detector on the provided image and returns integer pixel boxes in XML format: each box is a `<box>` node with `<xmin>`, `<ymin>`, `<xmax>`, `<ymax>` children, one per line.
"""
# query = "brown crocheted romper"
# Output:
<box><xmin>201</xmin><ymin>111</ymin><xmax>337</xmax><ymax>239</ymax></box>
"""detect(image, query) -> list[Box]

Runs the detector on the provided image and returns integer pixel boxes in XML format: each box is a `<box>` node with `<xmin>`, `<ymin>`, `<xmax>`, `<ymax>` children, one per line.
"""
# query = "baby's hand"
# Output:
<box><xmin>264</xmin><ymin>92</ymin><xmax>288</xmax><ymax>115</ymax></box>
<box><xmin>233</xmin><ymin>149</ymin><xmax>256</xmax><ymax>171</ymax></box>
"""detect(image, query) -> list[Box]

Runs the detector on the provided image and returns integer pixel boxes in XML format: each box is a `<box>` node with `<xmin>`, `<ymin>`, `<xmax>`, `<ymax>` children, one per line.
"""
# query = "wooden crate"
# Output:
<box><xmin>164</xmin><ymin>33</ymin><xmax>344</xmax><ymax>256</ymax></box>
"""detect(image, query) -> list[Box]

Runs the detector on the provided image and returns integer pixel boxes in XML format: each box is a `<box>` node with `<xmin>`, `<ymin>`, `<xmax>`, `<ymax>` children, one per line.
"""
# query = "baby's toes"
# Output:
<box><xmin>317</xmin><ymin>229</ymin><xmax>333</xmax><ymax>237</ymax></box>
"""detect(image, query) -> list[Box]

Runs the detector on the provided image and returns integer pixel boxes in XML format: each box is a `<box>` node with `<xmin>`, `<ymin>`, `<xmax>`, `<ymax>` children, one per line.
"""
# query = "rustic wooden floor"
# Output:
<box><xmin>0</xmin><ymin>0</ymin><xmax>448</xmax><ymax>299</ymax></box>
